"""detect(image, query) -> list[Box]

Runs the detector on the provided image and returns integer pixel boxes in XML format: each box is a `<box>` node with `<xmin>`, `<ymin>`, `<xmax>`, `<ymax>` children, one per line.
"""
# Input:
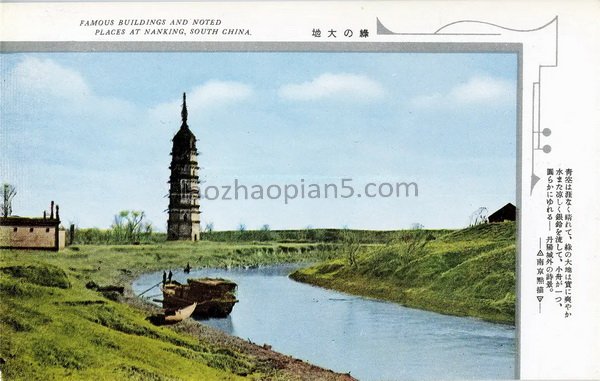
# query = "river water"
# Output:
<box><xmin>132</xmin><ymin>264</ymin><xmax>515</xmax><ymax>381</ymax></box>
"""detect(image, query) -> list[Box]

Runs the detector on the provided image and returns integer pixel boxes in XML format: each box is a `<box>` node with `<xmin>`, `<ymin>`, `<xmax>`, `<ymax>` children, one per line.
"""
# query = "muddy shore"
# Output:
<box><xmin>123</xmin><ymin>286</ymin><xmax>356</xmax><ymax>381</ymax></box>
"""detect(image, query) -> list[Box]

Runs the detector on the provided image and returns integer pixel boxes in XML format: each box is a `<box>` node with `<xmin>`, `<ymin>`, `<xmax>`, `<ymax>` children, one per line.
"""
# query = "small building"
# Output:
<box><xmin>488</xmin><ymin>202</ymin><xmax>517</xmax><ymax>223</ymax></box>
<box><xmin>0</xmin><ymin>201</ymin><xmax>65</xmax><ymax>251</ymax></box>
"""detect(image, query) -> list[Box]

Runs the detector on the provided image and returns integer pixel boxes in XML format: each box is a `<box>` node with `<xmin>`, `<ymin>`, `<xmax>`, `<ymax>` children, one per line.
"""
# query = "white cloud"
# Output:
<box><xmin>4</xmin><ymin>57</ymin><xmax>143</xmax><ymax>157</ymax></box>
<box><xmin>450</xmin><ymin>76</ymin><xmax>514</xmax><ymax>103</ymax></box>
<box><xmin>410</xmin><ymin>75</ymin><xmax>514</xmax><ymax>108</ymax></box>
<box><xmin>10</xmin><ymin>57</ymin><xmax>91</xmax><ymax>100</ymax></box>
<box><xmin>279</xmin><ymin>73</ymin><xmax>384</xmax><ymax>101</ymax></box>
<box><xmin>7</xmin><ymin>57</ymin><xmax>136</xmax><ymax>119</ymax></box>
<box><xmin>150</xmin><ymin>80</ymin><xmax>253</xmax><ymax>123</ymax></box>
<box><xmin>188</xmin><ymin>80</ymin><xmax>253</xmax><ymax>107</ymax></box>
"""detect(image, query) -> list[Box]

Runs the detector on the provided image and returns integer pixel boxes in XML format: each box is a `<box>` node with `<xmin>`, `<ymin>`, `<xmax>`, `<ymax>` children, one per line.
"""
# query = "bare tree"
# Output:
<box><xmin>111</xmin><ymin>210</ymin><xmax>152</xmax><ymax>242</ymax></box>
<box><xmin>112</xmin><ymin>210</ymin><xmax>128</xmax><ymax>241</ymax></box>
<box><xmin>341</xmin><ymin>228</ymin><xmax>361</xmax><ymax>267</ymax></box>
<box><xmin>259</xmin><ymin>224</ymin><xmax>273</xmax><ymax>241</ymax></box>
<box><xmin>125</xmin><ymin>211</ymin><xmax>146</xmax><ymax>240</ymax></box>
<box><xmin>1</xmin><ymin>183</ymin><xmax>17</xmax><ymax>217</ymax></box>
<box><xmin>469</xmin><ymin>207</ymin><xmax>488</xmax><ymax>226</ymax></box>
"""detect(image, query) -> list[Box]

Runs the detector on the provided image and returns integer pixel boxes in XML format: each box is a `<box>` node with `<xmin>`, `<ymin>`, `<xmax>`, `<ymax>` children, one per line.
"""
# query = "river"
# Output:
<box><xmin>132</xmin><ymin>264</ymin><xmax>515</xmax><ymax>381</ymax></box>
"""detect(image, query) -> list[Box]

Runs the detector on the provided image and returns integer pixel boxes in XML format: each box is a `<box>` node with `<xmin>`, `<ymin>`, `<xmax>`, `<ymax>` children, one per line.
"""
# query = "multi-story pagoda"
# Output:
<box><xmin>167</xmin><ymin>93</ymin><xmax>201</xmax><ymax>241</ymax></box>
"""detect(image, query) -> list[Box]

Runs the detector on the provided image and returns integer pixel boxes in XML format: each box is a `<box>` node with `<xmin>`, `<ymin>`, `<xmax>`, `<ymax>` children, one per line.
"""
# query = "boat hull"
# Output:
<box><xmin>161</xmin><ymin>277</ymin><xmax>238</xmax><ymax>318</ymax></box>
<box><xmin>162</xmin><ymin>293</ymin><xmax>238</xmax><ymax>318</ymax></box>
<box><xmin>164</xmin><ymin>302</ymin><xmax>197</xmax><ymax>323</ymax></box>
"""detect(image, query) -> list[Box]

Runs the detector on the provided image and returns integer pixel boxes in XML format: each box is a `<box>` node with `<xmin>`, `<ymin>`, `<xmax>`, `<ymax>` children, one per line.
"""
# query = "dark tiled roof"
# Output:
<box><xmin>488</xmin><ymin>203</ymin><xmax>516</xmax><ymax>222</ymax></box>
<box><xmin>0</xmin><ymin>217</ymin><xmax>60</xmax><ymax>227</ymax></box>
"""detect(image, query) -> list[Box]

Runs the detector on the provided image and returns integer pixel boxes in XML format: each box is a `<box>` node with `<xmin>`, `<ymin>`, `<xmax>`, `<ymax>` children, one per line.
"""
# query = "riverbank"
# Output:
<box><xmin>290</xmin><ymin>222</ymin><xmax>516</xmax><ymax>324</ymax></box>
<box><xmin>0</xmin><ymin>242</ymin><xmax>353</xmax><ymax>380</ymax></box>
<box><xmin>135</xmin><ymin>265</ymin><xmax>514</xmax><ymax>381</ymax></box>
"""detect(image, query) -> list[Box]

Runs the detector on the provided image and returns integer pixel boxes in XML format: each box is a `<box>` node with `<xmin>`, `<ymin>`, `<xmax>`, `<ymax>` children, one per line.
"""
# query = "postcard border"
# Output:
<box><xmin>1</xmin><ymin>40</ymin><xmax>524</xmax><ymax>378</ymax></box>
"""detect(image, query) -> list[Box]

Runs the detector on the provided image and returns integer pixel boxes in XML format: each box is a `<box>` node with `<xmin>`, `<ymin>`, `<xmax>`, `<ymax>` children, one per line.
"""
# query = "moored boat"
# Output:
<box><xmin>164</xmin><ymin>302</ymin><xmax>197</xmax><ymax>323</ymax></box>
<box><xmin>161</xmin><ymin>278</ymin><xmax>238</xmax><ymax>318</ymax></box>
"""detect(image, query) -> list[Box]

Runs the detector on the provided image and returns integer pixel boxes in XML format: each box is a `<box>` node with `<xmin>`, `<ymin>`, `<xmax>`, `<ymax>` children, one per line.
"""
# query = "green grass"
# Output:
<box><xmin>0</xmin><ymin>240</ymin><xmax>339</xmax><ymax>380</ymax></box>
<box><xmin>201</xmin><ymin>228</ymin><xmax>453</xmax><ymax>244</ymax></box>
<box><xmin>0</xmin><ymin>266</ymin><xmax>244</xmax><ymax>380</ymax></box>
<box><xmin>0</xmin><ymin>225</ymin><xmax>515</xmax><ymax>379</ymax></box>
<box><xmin>73</xmin><ymin>227</ymin><xmax>453</xmax><ymax>245</ymax></box>
<box><xmin>290</xmin><ymin>222</ymin><xmax>516</xmax><ymax>324</ymax></box>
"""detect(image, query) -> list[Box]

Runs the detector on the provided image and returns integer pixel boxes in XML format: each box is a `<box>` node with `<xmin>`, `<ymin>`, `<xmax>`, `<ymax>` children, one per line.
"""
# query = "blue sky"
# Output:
<box><xmin>1</xmin><ymin>52</ymin><xmax>517</xmax><ymax>230</ymax></box>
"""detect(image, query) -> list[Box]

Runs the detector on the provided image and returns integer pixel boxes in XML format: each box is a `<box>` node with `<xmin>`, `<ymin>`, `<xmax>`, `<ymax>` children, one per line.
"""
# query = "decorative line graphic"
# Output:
<box><xmin>376</xmin><ymin>18</ymin><xmax>500</xmax><ymax>35</ymax></box>
<box><xmin>376</xmin><ymin>17</ymin><xmax>557</xmax><ymax>36</ymax></box>
<box><xmin>530</xmin><ymin>18</ymin><xmax>558</xmax><ymax>194</ymax></box>
<box><xmin>377</xmin><ymin>16</ymin><xmax>559</xmax><ymax>194</ymax></box>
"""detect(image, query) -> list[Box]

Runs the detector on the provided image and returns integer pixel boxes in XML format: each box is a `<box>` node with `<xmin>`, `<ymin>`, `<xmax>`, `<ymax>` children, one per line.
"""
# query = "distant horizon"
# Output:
<box><xmin>61</xmin><ymin>223</ymin><xmax>513</xmax><ymax>233</ymax></box>
<box><xmin>1</xmin><ymin>52</ymin><xmax>517</xmax><ymax>231</ymax></box>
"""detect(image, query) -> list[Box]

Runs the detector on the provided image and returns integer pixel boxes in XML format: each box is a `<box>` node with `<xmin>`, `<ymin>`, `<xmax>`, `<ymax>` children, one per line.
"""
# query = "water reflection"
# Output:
<box><xmin>133</xmin><ymin>264</ymin><xmax>515</xmax><ymax>381</ymax></box>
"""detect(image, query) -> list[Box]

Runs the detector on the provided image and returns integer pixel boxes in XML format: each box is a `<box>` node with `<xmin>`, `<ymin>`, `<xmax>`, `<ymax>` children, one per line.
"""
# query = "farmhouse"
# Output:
<box><xmin>0</xmin><ymin>201</ymin><xmax>66</xmax><ymax>251</ymax></box>
<box><xmin>488</xmin><ymin>202</ymin><xmax>517</xmax><ymax>223</ymax></box>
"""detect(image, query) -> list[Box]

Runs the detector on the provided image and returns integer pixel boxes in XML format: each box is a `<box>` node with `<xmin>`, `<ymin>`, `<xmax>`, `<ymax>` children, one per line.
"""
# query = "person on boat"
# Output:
<box><xmin>168</xmin><ymin>270</ymin><xmax>173</xmax><ymax>283</ymax></box>
<box><xmin>162</xmin><ymin>271</ymin><xmax>167</xmax><ymax>285</ymax></box>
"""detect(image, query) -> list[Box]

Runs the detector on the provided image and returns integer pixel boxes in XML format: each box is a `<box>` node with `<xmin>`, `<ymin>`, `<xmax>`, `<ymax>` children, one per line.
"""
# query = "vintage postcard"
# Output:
<box><xmin>0</xmin><ymin>1</ymin><xmax>598</xmax><ymax>380</ymax></box>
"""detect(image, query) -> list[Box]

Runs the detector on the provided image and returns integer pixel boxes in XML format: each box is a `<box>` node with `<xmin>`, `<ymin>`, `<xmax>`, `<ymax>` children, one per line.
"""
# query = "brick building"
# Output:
<box><xmin>0</xmin><ymin>201</ymin><xmax>66</xmax><ymax>251</ymax></box>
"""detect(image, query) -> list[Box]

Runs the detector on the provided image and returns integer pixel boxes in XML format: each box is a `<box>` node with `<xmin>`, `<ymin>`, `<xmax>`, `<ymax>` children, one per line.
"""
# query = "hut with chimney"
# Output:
<box><xmin>0</xmin><ymin>201</ymin><xmax>66</xmax><ymax>251</ymax></box>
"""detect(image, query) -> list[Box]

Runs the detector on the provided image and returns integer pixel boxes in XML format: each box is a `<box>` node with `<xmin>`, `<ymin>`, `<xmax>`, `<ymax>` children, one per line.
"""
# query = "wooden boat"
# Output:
<box><xmin>164</xmin><ymin>302</ymin><xmax>197</xmax><ymax>323</ymax></box>
<box><xmin>161</xmin><ymin>278</ymin><xmax>238</xmax><ymax>318</ymax></box>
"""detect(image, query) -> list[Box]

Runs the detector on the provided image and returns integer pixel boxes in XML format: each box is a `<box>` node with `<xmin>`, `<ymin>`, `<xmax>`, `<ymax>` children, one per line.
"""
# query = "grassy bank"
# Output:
<box><xmin>1</xmin><ymin>224</ymin><xmax>515</xmax><ymax>379</ymax></box>
<box><xmin>200</xmin><ymin>229</ymin><xmax>452</xmax><ymax>244</ymax></box>
<box><xmin>72</xmin><ymin>227</ymin><xmax>453</xmax><ymax>245</ymax></box>
<box><xmin>290</xmin><ymin>222</ymin><xmax>516</xmax><ymax>324</ymax></box>
<box><xmin>0</xmin><ymin>241</ymin><xmax>344</xmax><ymax>380</ymax></box>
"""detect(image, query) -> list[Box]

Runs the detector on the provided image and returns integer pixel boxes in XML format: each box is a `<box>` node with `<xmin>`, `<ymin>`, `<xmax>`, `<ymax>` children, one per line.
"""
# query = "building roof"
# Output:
<box><xmin>0</xmin><ymin>216</ymin><xmax>60</xmax><ymax>227</ymax></box>
<box><xmin>488</xmin><ymin>202</ymin><xmax>516</xmax><ymax>222</ymax></box>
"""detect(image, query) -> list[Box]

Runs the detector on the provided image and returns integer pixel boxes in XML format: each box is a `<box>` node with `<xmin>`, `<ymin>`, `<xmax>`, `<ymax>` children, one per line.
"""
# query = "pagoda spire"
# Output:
<box><xmin>181</xmin><ymin>92</ymin><xmax>188</xmax><ymax>126</ymax></box>
<box><xmin>168</xmin><ymin>91</ymin><xmax>200</xmax><ymax>241</ymax></box>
